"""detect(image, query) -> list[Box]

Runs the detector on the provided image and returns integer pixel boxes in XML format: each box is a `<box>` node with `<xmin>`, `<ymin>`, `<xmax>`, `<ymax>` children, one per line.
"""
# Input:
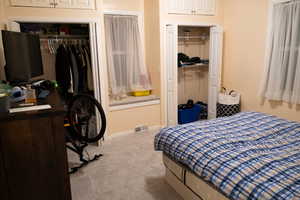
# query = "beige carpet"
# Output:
<box><xmin>68</xmin><ymin>129</ymin><xmax>183</xmax><ymax>200</ymax></box>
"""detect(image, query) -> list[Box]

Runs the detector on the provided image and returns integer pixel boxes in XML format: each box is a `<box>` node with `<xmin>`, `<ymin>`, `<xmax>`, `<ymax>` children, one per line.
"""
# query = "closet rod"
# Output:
<box><xmin>39</xmin><ymin>34</ymin><xmax>89</xmax><ymax>39</ymax></box>
<box><xmin>178</xmin><ymin>36</ymin><xmax>206</xmax><ymax>39</ymax></box>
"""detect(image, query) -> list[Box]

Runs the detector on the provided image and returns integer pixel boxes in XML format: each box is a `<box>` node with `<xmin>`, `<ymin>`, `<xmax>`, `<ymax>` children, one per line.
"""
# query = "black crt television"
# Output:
<box><xmin>1</xmin><ymin>30</ymin><xmax>43</xmax><ymax>85</ymax></box>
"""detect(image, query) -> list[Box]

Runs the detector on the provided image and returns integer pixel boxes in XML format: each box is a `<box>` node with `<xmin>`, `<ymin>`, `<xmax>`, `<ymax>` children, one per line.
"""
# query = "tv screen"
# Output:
<box><xmin>1</xmin><ymin>30</ymin><xmax>43</xmax><ymax>84</ymax></box>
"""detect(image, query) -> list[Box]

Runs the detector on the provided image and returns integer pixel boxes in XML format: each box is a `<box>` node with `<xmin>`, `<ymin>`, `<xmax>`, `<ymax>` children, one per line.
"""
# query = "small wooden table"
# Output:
<box><xmin>0</xmin><ymin>91</ymin><xmax>72</xmax><ymax>200</ymax></box>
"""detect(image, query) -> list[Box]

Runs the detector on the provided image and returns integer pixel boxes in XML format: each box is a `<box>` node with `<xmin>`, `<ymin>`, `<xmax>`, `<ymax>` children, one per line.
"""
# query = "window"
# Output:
<box><xmin>261</xmin><ymin>0</ymin><xmax>300</xmax><ymax>104</ymax></box>
<box><xmin>104</xmin><ymin>14</ymin><xmax>152</xmax><ymax>101</ymax></box>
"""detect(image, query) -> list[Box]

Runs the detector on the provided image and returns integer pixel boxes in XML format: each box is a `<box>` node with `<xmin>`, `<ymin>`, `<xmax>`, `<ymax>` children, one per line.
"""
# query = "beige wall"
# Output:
<box><xmin>223</xmin><ymin>0</ymin><xmax>300</xmax><ymax>122</ymax></box>
<box><xmin>107</xmin><ymin>104</ymin><xmax>161</xmax><ymax>133</ymax></box>
<box><xmin>144</xmin><ymin>0</ymin><xmax>161</xmax><ymax>97</ymax></box>
<box><xmin>178</xmin><ymin>67</ymin><xmax>209</xmax><ymax>105</ymax></box>
<box><xmin>0</xmin><ymin>1</ymin><xmax>4</xmax><ymax>28</ymax></box>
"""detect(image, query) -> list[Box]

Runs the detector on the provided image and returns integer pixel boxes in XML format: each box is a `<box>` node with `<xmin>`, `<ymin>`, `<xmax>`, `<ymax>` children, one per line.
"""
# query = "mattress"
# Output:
<box><xmin>155</xmin><ymin>112</ymin><xmax>300</xmax><ymax>200</ymax></box>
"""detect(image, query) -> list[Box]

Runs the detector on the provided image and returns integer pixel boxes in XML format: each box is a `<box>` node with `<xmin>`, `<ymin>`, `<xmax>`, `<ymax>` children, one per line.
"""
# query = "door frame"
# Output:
<box><xmin>162</xmin><ymin>22</ymin><xmax>223</xmax><ymax>126</ymax></box>
<box><xmin>6</xmin><ymin>16</ymin><xmax>109</xmax><ymax>136</ymax></box>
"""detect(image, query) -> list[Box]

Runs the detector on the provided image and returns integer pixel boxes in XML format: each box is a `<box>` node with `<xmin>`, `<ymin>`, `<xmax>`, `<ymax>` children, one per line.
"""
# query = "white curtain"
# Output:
<box><xmin>104</xmin><ymin>15</ymin><xmax>152</xmax><ymax>99</ymax></box>
<box><xmin>260</xmin><ymin>0</ymin><xmax>300</xmax><ymax>104</ymax></box>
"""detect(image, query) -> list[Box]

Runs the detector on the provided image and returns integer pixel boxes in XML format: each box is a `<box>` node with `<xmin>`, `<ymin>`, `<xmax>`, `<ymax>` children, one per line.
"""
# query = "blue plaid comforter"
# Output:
<box><xmin>154</xmin><ymin>112</ymin><xmax>300</xmax><ymax>200</ymax></box>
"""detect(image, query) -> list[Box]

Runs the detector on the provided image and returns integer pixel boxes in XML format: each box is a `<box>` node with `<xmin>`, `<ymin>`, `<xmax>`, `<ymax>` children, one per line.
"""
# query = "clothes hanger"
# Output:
<box><xmin>50</xmin><ymin>39</ymin><xmax>55</xmax><ymax>54</ymax></box>
<box><xmin>47</xmin><ymin>39</ymin><xmax>52</xmax><ymax>54</ymax></box>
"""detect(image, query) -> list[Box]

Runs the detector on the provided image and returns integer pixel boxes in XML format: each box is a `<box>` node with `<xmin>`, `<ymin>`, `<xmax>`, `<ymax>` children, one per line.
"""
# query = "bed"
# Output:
<box><xmin>154</xmin><ymin>112</ymin><xmax>300</xmax><ymax>200</ymax></box>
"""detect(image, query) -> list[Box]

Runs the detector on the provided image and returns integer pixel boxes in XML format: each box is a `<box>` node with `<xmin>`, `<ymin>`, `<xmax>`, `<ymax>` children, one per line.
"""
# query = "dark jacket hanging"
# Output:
<box><xmin>55</xmin><ymin>45</ymin><xmax>71</xmax><ymax>95</ymax></box>
<box><xmin>71</xmin><ymin>45</ymin><xmax>88</xmax><ymax>93</ymax></box>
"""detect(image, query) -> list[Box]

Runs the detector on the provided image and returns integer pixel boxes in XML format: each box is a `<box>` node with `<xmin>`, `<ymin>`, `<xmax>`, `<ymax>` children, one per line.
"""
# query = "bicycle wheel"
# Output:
<box><xmin>67</xmin><ymin>94</ymin><xmax>106</xmax><ymax>143</ymax></box>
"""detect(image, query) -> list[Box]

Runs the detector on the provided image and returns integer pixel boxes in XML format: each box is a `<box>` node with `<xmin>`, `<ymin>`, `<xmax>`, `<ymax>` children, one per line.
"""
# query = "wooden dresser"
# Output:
<box><xmin>0</xmin><ymin>92</ymin><xmax>71</xmax><ymax>200</ymax></box>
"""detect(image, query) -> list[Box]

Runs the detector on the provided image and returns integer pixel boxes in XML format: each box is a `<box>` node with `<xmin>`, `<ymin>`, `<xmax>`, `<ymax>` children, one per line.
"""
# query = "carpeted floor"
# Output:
<box><xmin>68</xmin><ymin>129</ymin><xmax>183</xmax><ymax>200</ymax></box>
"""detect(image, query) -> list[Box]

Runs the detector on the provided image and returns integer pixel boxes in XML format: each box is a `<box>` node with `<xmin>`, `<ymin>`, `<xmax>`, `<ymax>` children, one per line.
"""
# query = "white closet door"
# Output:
<box><xmin>194</xmin><ymin>0</ymin><xmax>216</xmax><ymax>15</ymax></box>
<box><xmin>204</xmin><ymin>0</ymin><xmax>216</xmax><ymax>15</ymax></box>
<box><xmin>184</xmin><ymin>0</ymin><xmax>196</xmax><ymax>14</ymax></box>
<box><xmin>166</xmin><ymin>25</ymin><xmax>178</xmax><ymax>126</ymax></box>
<box><xmin>89</xmin><ymin>22</ymin><xmax>101</xmax><ymax>104</ymax></box>
<box><xmin>168</xmin><ymin>0</ymin><xmax>216</xmax><ymax>15</ymax></box>
<box><xmin>32</xmin><ymin>0</ymin><xmax>53</xmax><ymax>7</ymax></box>
<box><xmin>167</xmin><ymin>0</ymin><xmax>187</xmax><ymax>14</ymax></box>
<box><xmin>71</xmin><ymin>0</ymin><xmax>95</xmax><ymax>9</ymax></box>
<box><xmin>89</xmin><ymin>22</ymin><xmax>103</xmax><ymax>139</ymax></box>
<box><xmin>54</xmin><ymin>0</ymin><xmax>72</xmax><ymax>8</ymax></box>
<box><xmin>55</xmin><ymin>0</ymin><xmax>94</xmax><ymax>9</ymax></box>
<box><xmin>10</xmin><ymin>0</ymin><xmax>53</xmax><ymax>7</ymax></box>
<box><xmin>208</xmin><ymin>26</ymin><xmax>223</xmax><ymax>119</ymax></box>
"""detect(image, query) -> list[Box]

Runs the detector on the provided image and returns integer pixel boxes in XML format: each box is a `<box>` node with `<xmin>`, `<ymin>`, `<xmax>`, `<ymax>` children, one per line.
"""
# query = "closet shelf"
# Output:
<box><xmin>180</xmin><ymin>63</ymin><xmax>209</xmax><ymax>69</ymax></box>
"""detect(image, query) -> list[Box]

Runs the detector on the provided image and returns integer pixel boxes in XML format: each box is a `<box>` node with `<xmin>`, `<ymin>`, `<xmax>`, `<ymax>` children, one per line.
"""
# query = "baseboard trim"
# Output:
<box><xmin>105</xmin><ymin>125</ymin><xmax>162</xmax><ymax>140</ymax></box>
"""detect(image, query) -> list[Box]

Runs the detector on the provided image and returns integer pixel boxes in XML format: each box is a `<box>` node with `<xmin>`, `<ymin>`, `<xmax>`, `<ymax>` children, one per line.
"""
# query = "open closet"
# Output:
<box><xmin>165</xmin><ymin>24</ymin><xmax>223</xmax><ymax>126</ymax></box>
<box><xmin>7</xmin><ymin>19</ymin><xmax>103</xmax><ymax>132</ymax></box>
<box><xmin>178</xmin><ymin>26</ymin><xmax>210</xmax><ymax>121</ymax></box>
<box><xmin>7</xmin><ymin>20</ymin><xmax>101</xmax><ymax>101</ymax></box>
<box><xmin>18</xmin><ymin>23</ymin><xmax>93</xmax><ymax>96</ymax></box>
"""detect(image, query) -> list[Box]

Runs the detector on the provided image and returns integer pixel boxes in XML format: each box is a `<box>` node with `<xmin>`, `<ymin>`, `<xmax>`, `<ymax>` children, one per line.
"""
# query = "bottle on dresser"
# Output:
<box><xmin>25</xmin><ymin>84</ymin><xmax>37</xmax><ymax>104</ymax></box>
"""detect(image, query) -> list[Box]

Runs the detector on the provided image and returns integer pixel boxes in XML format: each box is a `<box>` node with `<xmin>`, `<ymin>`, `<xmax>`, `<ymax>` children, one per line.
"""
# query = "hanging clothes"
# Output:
<box><xmin>71</xmin><ymin>45</ymin><xmax>86</xmax><ymax>93</ymax></box>
<box><xmin>68</xmin><ymin>45</ymin><xmax>80</xmax><ymax>94</ymax></box>
<box><xmin>84</xmin><ymin>46</ymin><xmax>94</xmax><ymax>91</ymax></box>
<box><xmin>55</xmin><ymin>45</ymin><xmax>71</xmax><ymax>95</ymax></box>
<box><xmin>78</xmin><ymin>45</ymin><xmax>89</xmax><ymax>92</ymax></box>
<box><xmin>55</xmin><ymin>42</ymin><xmax>92</xmax><ymax>96</ymax></box>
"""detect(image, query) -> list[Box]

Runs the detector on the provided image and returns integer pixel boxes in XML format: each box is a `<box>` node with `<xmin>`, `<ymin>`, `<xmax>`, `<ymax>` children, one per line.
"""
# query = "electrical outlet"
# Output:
<box><xmin>135</xmin><ymin>125</ymin><xmax>148</xmax><ymax>133</ymax></box>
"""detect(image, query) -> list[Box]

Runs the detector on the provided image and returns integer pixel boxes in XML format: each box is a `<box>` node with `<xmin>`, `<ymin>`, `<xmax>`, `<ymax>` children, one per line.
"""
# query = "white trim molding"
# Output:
<box><xmin>103</xmin><ymin>10</ymin><xmax>142</xmax><ymax>16</ymax></box>
<box><xmin>7</xmin><ymin>16</ymin><xmax>100</xmax><ymax>24</ymax></box>
<box><xmin>164</xmin><ymin>21</ymin><xmax>218</xmax><ymax>28</ymax></box>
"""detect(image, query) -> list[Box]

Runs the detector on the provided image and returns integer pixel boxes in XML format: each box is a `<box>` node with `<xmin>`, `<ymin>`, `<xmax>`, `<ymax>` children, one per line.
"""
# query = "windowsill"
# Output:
<box><xmin>109</xmin><ymin>95</ymin><xmax>160</xmax><ymax>111</ymax></box>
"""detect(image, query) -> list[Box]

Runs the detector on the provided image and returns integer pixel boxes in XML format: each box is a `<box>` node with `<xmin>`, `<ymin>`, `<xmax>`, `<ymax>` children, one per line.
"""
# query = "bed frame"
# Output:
<box><xmin>163</xmin><ymin>154</ymin><xmax>230</xmax><ymax>200</ymax></box>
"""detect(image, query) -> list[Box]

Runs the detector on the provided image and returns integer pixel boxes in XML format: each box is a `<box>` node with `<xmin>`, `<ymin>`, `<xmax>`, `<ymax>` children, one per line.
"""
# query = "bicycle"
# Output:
<box><xmin>65</xmin><ymin>94</ymin><xmax>106</xmax><ymax>174</ymax></box>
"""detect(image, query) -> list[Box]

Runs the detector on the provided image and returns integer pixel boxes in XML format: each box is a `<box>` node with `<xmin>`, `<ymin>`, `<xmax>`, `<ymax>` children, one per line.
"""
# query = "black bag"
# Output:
<box><xmin>217</xmin><ymin>103</ymin><xmax>241</xmax><ymax>118</ymax></box>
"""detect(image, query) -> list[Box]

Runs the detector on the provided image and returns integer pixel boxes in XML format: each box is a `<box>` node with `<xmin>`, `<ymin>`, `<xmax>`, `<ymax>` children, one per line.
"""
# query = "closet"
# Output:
<box><xmin>17</xmin><ymin>22</ymin><xmax>95</xmax><ymax>98</ymax></box>
<box><xmin>7</xmin><ymin>19</ymin><xmax>104</xmax><ymax>139</ymax></box>
<box><xmin>178</xmin><ymin>26</ymin><xmax>210</xmax><ymax>106</ymax></box>
<box><xmin>165</xmin><ymin>24</ymin><xmax>223</xmax><ymax>126</ymax></box>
